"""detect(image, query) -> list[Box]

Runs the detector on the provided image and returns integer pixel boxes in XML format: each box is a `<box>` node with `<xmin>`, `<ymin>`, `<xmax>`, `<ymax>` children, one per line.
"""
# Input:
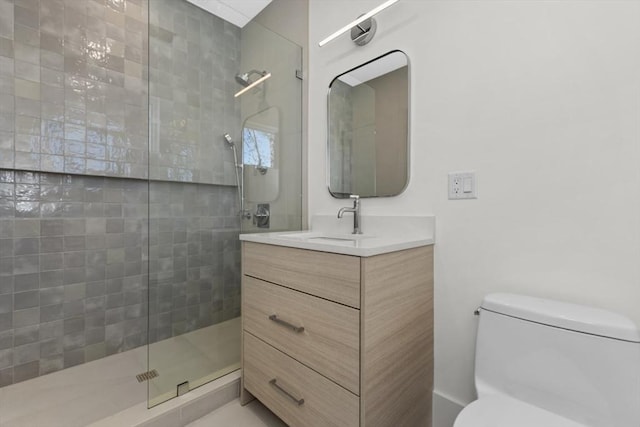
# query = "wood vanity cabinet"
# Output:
<box><xmin>240</xmin><ymin>241</ymin><xmax>434</xmax><ymax>427</ymax></box>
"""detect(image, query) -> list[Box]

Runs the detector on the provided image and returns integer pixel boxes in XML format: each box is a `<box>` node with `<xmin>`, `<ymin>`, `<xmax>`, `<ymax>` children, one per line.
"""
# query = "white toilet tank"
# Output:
<box><xmin>475</xmin><ymin>293</ymin><xmax>640</xmax><ymax>427</ymax></box>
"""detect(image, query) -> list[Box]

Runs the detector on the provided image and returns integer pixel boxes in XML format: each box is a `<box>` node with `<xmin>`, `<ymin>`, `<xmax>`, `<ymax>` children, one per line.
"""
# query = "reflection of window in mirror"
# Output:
<box><xmin>243</xmin><ymin>126</ymin><xmax>276</xmax><ymax>172</ymax></box>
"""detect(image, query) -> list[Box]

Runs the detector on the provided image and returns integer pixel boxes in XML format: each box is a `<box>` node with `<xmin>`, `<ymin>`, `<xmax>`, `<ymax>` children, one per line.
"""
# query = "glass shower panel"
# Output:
<box><xmin>146</xmin><ymin>0</ymin><xmax>302</xmax><ymax>407</ymax></box>
<box><xmin>240</xmin><ymin>21</ymin><xmax>303</xmax><ymax>233</ymax></box>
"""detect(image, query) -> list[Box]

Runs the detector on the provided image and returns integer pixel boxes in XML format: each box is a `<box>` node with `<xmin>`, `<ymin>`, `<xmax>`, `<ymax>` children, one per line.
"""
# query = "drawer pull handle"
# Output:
<box><xmin>269</xmin><ymin>314</ymin><xmax>305</xmax><ymax>333</ymax></box>
<box><xmin>269</xmin><ymin>378</ymin><xmax>305</xmax><ymax>406</ymax></box>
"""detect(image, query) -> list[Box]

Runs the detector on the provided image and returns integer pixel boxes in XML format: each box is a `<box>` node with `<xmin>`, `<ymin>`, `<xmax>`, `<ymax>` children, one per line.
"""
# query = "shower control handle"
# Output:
<box><xmin>269</xmin><ymin>314</ymin><xmax>305</xmax><ymax>333</ymax></box>
<box><xmin>269</xmin><ymin>378</ymin><xmax>305</xmax><ymax>406</ymax></box>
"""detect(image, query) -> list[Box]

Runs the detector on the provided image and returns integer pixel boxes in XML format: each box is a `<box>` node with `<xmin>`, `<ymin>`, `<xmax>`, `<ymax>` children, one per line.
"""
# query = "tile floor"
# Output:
<box><xmin>0</xmin><ymin>318</ymin><xmax>240</xmax><ymax>427</ymax></box>
<box><xmin>186</xmin><ymin>400</ymin><xmax>286</xmax><ymax>427</ymax></box>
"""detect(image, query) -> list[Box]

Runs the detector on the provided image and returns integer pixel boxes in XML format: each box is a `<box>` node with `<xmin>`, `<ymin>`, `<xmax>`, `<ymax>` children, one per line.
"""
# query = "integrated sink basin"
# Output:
<box><xmin>306</xmin><ymin>237</ymin><xmax>362</xmax><ymax>246</ymax></box>
<box><xmin>308</xmin><ymin>236</ymin><xmax>357</xmax><ymax>242</ymax></box>
<box><xmin>271</xmin><ymin>231</ymin><xmax>375</xmax><ymax>245</ymax></box>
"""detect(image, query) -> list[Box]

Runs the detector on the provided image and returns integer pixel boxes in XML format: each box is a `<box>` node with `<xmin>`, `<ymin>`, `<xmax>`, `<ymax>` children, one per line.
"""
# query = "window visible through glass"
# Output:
<box><xmin>243</xmin><ymin>127</ymin><xmax>275</xmax><ymax>169</ymax></box>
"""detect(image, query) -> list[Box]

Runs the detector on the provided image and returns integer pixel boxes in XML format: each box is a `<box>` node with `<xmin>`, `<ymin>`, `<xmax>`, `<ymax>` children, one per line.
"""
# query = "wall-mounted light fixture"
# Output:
<box><xmin>318</xmin><ymin>0</ymin><xmax>399</xmax><ymax>47</ymax></box>
<box><xmin>234</xmin><ymin>73</ymin><xmax>272</xmax><ymax>97</ymax></box>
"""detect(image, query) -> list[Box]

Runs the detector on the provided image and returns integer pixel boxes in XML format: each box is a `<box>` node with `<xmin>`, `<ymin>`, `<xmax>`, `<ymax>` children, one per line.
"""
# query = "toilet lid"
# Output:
<box><xmin>454</xmin><ymin>395</ymin><xmax>586</xmax><ymax>427</ymax></box>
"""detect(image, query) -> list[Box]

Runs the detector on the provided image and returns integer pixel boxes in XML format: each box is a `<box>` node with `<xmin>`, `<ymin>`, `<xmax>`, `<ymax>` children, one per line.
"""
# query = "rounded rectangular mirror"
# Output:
<box><xmin>327</xmin><ymin>50</ymin><xmax>409</xmax><ymax>198</ymax></box>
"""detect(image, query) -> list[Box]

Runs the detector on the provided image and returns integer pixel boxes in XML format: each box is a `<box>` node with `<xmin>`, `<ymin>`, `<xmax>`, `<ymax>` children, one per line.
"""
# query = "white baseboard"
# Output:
<box><xmin>432</xmin><ymin>390</ymin><xmax>466</xmax><ymax>427</ymax></box>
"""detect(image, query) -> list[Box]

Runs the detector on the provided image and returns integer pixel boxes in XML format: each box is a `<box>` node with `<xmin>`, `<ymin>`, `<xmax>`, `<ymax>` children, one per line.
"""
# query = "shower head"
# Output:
<box><xmin>235</xmin><ymin>70</ymin><xmax>268</xmax><ymax>87</ymax></box>
<box><xmin>223</xmin><ymin>133</ymin><xmax>234</xmax><ymax>147</ymax></box>
<box><xmin>235</xmin><ymin>73</ymin><xmax>251</xmax><ymax>87</ymax></box>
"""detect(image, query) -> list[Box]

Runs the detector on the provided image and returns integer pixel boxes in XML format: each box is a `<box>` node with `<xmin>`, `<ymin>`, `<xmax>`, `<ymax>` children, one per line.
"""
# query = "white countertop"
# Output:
<box><xmin>239</xmin><ymin>215</ymin><xmax>435</xmax><ymax>257</ymax></box>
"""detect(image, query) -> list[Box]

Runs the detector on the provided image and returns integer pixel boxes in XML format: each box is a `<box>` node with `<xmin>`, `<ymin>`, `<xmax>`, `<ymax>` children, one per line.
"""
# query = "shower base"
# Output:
<box><xmin>0</xmin><ymin>318</ymin><xmax>241</xmax><ymax>427</ymax></box>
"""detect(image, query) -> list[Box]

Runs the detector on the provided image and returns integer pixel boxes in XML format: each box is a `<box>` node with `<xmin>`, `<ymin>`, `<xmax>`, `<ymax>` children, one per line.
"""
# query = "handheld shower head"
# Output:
<box><xmin>223</xmin><ymin>132</ymin><xmax>249</xmax><ymax>220</ymax></box>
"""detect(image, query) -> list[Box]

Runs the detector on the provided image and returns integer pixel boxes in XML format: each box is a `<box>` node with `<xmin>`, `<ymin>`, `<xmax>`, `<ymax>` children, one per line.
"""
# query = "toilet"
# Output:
<box><xmin>454</xmin><ymin>293</ymin><xmax>640</xmax><ymax>427</ymax></box>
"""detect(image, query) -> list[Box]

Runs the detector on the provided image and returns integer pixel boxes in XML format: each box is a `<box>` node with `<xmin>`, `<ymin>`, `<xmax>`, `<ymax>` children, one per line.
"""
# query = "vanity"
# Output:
<box><xmin>239</xmin><ymin>216</ymin><xmax>435</xmax><ymax>427</ymax></box>
<box><xmin>238</xmin><ymin>48</ymin><xmax>429</xmax><ymax>426</ymax></box>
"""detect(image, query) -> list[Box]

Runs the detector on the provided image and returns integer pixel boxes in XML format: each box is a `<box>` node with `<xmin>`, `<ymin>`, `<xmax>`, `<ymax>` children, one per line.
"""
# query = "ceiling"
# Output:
<box><xmin>184</xmin><ymin>0</ymin><xmax>272</xmax><ymax>27</ymax></box>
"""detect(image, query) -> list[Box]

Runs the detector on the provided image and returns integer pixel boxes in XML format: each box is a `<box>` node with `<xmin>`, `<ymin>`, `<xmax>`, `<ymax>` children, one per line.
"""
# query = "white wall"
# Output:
<box><xmin>308</xmin><ymin>1</ymin><xmax>640</xmax><ymax>426</ymax></box>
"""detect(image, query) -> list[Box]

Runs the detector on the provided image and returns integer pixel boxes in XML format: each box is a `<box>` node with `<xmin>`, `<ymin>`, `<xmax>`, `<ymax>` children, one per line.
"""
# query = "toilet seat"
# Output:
<box><xmin>453</xmin><ymin>395</ymin><xmax>586</xmax><ymax>427</ymax></box>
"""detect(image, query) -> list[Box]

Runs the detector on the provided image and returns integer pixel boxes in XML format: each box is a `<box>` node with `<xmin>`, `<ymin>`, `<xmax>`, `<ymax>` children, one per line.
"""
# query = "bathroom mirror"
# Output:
<box><xmin>243</xmin><ymin>106</ymin><xmax>280</xmax><ymax>202</ymax></box>
<box><xmin>327</xmin><ymin>50</ymin><xmax>409</xmax><ymax>198</ymax></box>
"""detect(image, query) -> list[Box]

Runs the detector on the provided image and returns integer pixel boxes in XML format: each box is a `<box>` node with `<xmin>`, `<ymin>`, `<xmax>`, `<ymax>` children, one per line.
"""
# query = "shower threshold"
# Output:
<box><xmin>0</xmin><ymin>318</ymin><xmax>241</xmax><ymax>427</ymax></box>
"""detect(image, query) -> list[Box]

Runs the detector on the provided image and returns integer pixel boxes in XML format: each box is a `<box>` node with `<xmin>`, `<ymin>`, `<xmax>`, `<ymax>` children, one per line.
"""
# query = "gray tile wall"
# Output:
<box><xmin>148</xmin><ymin>0</ymin><xmax>240</xmax><ymax>186</ymax></box>
<box><xmin>0</xmin><ymin>169</ymin><xmax>239</xmax><ymax>387</ymax></box>
<box><xmin>148</xmin><ymin>181</ymin><xmax>240</xmax><ymax>343</ymax></box>
<box><xmin>328</xmin><ymin>79</ymin><xmax>353</xmax><ymax>195</ymax></box>
<box><xmin>0</xmin><ymin>0</ymin><xmax>244</xmax><ymax>388</ymax></box>
<box><xmin>0</xmin><ymin>0</ymin><xmax>150</xmax><ymax>180</ymax></box>
<box><xmin>0</xmin><ymin>0</ymin><xmax>241</xmax><ymax>186</ymax></box>
<box><xmin>0</xmin><ymin>169</ymin><xmax>149</xmax><ymax>386</ymax></box>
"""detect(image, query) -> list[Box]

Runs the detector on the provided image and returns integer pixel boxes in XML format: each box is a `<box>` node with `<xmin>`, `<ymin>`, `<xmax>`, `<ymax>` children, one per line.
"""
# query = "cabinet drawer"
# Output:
<box><xmin>243</xmin><ymin>333</ymin><xmax>359</xmax><ymax>427</ymax></box>
<box><xmin>242</xmin><ymin>242</ymin><xmax>361</xmax><ymax>308</ymax></box>
<box><xmin>243</xmin><ymin>276</ymin><xmax>360</xmax><ymax>394</ymax></box>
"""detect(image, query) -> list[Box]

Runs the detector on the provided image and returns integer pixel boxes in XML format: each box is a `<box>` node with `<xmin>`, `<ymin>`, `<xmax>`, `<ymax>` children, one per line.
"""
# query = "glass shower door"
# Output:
<box><xmin>146</xmin><ymin>0</ymin><xmax>302</xmax><ymax>407</ymax></box>
<box><xmin>239</xmin><ymin>20</ymin><xmax>303</xmax><ymax>235</ymax></box>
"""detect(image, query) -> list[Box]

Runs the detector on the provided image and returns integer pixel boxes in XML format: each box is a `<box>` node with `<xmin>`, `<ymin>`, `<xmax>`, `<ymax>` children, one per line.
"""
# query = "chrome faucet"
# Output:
<box><xmin>337</xmin><ymin>195</ymin><xmax>361</xmax><ymax>234</ymax></box>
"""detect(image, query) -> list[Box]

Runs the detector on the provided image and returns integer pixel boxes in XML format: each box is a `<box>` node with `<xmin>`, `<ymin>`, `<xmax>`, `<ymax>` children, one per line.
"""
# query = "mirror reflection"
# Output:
<box><xmin>243</xmin><ymin>107</ymin><xmax>280</xmax><ymax>202</ymax></box>
<box><xmin>328</xmin><ymin>50</ymin><xmax>409</xmax><ymax>198</ymax></box>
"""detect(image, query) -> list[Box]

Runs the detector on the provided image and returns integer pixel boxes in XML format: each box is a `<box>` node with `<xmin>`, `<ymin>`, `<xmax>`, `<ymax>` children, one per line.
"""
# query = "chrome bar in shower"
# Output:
<box><xmin>224</xmin><ymin>133</ymin><xmax>251</xmax><ymax>220</ymax></box>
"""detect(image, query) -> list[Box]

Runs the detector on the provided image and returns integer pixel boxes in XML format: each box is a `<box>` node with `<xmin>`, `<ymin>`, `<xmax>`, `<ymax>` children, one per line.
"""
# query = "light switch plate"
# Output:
<box><xmin>448</xmin><ymin>171</ymin><xmax>477</xmax><ymax>199</ymax></box>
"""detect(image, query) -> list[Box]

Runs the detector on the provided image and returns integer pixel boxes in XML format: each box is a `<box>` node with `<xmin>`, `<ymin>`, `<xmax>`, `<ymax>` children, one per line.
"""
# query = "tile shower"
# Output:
<box><xmin>1</xmin><ymin>170</ymin><xmax>149</xmax><ymax>384</ymax></box>
<box><xmin>0</xmin><ymin>0</ymin><xmax>249</xmax><ymax>393</ymax></box>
